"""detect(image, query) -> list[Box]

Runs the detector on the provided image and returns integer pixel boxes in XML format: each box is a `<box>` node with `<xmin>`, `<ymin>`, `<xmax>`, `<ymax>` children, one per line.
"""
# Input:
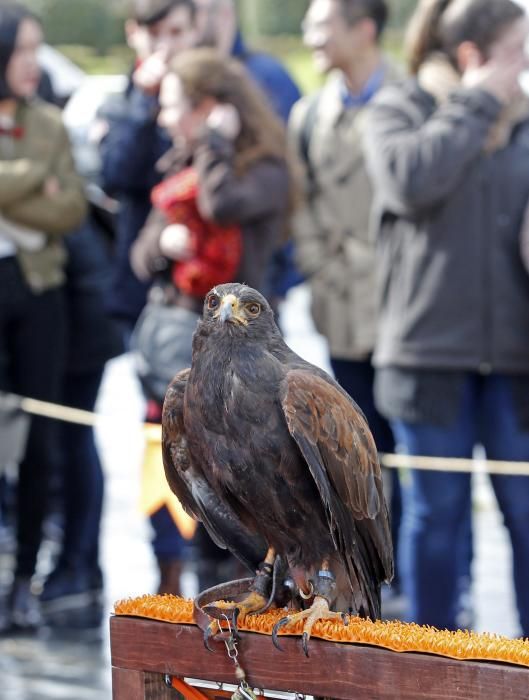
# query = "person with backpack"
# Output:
<box><xmin>288</xmin><ymin>0</ymin><xmax>402</xmax><ymax>602</ymax></box>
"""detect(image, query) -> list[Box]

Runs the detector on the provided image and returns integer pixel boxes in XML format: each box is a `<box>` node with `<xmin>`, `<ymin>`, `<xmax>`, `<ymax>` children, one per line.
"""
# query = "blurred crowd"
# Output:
<box><xmin>0</xmin><ymin>0</ymin><xmax>529</xmax><ymax>645</ymax></box>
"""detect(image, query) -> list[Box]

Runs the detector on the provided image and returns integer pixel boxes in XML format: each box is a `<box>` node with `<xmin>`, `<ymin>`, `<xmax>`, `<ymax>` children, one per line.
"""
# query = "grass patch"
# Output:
<box><xmin>56</xmin><ymin>31</ymin><xmax>405</xmax><ymax>93</ymax></box>
<box><xmin>252</xmin><ymin>35</ymin><xmax>322</xmax><ymax>95</ymax></box>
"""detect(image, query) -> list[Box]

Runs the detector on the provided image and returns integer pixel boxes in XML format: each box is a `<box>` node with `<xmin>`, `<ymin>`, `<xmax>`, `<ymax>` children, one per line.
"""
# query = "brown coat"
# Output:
<box><xmin>0</xmin><ymin>99</ymin><xmax>87</xmax><ymax>292</ymax></box>
<box><xmin>289</xmin><ymin>64</ymin><xmax>398</xmax><ymax>361</ymax></box>
<box><xmin>194</xmin><ymin>131</ymin><xmax>290</xmax><ymax>294</ymax></box>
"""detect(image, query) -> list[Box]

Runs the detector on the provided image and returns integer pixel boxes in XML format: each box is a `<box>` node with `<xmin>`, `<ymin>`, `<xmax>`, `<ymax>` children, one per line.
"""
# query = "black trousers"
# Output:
<box><xmin>0</xmin><ymin>258</ymin><xmax>66</xmax><ymax>577</ymax></box>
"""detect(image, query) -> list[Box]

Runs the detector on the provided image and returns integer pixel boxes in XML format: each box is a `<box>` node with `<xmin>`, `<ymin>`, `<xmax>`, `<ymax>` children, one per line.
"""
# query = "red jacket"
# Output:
<box><xmin>151</xmin><ymin>167</ymin><xmax>242</xmax><ymax>298</ymax></box>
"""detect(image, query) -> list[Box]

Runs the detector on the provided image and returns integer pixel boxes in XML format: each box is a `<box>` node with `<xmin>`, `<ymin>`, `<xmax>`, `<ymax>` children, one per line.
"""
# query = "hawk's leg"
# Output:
<box><xmin>203</xmin><ymin>548</ymin><xmax>277</xmax><ymax>636</ymax></box>
<box><xmin>272</xmin><ymin>566</ymin><xmax>348</xmax><ymax>657</ymax></box>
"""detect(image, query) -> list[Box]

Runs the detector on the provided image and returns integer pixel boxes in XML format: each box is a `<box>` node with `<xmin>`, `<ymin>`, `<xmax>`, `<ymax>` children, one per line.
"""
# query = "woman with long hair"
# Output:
<box><xmin>363</xmin><ymin>0</ymin><xmax>529</xmax><ymax>635</ymax></box>
<box><xmin>0</xmin><ymin>2</ymin><xmax>86</xmax><ymax>630</ymax></box>
<box><xmin>133</xmin><ymin>46</ymin><xmax>298</xmax><ymax>297</ymax></box>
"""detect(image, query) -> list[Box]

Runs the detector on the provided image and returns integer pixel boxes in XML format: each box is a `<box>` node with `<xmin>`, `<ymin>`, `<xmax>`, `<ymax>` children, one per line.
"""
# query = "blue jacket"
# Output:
<box><xmin>99</xmin><ymin>85</ymin><xmax>171</xmax><ymax>325</ymax></box>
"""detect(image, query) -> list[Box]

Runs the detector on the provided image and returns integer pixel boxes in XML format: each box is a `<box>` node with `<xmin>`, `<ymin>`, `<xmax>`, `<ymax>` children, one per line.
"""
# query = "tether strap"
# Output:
<box><xmin>194</xmin><ymin>577</ymin><xmax>255</xmax><ymax>632</ymax></box>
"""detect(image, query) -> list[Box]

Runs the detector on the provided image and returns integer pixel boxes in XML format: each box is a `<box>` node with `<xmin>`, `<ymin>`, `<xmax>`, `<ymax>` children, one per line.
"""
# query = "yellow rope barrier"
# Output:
<box><xmin>20</xmin><ymin>396</ymin><xmax>98</xmax><ymax>427</ymax></box>
<box><xmin>380</xmin><ymin>452</ymin><xmax>529</xmax><ymax>476</ymax></box>
<box><xmin>3</xmin><ymin>390</ymin><xmax>529</xmax><ymax>476</ymax></box>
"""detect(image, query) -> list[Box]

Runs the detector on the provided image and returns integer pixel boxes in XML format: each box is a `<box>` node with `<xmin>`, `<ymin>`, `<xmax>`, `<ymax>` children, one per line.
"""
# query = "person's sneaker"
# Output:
<box><xmin>40</xmin><ymin>568</ymin><xmax>103</xmax><ymax>629</ymax></box>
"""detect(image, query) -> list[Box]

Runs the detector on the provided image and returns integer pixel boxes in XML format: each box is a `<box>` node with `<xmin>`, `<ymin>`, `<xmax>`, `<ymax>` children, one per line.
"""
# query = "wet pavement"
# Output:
<box><xmin>0</xmin><ymin>285</ymin><xmax>521</xmax><ymax>699</ymax></box>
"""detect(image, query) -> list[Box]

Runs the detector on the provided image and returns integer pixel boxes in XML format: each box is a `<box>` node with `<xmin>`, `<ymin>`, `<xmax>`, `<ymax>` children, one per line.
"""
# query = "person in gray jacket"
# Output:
<box><xmin>363</xmin><ymin>0</ymin><xmax>529</xmax><ymax>635</ymax></box>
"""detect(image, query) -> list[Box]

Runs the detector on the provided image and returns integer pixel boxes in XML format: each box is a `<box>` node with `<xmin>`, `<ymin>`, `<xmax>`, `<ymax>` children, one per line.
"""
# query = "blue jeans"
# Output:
<box><xmin>393</xmin><ymin>374</ymin><xmax>529</xmax><ymax>636</ymax></box>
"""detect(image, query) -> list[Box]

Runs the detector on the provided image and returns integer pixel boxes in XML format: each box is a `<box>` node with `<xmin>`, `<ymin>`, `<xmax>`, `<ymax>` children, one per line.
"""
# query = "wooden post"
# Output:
<box><xmin>111</xmin><ymin>667</ymin><xmax>175</xmax><ymax>700</ymax></box>
<box><xmin>110</xmin><ymin>615</ymin><xmax>529</xmax><ymax>699</ymax></box>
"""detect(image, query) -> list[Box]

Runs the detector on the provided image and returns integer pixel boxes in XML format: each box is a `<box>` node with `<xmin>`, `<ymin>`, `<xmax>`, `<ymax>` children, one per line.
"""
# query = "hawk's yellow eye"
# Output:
<box><xmin>246</xmin><ymin>302</ymin><xmax>261</xmax><ymax>316</ymax></box>
<box><xmin>207</xmin><ymin>295</ymin><xmax>219</xmax><ymax>310</ymax></box>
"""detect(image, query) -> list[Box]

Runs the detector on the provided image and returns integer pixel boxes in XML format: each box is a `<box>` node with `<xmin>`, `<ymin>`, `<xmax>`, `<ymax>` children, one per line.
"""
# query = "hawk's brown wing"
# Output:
<box><xmin>162</xmin><ymin>368</ymin><xmax>267</xmax><ymax>571</ymax></box>
<box><xmin>162</xmin><ymin>368</ymin><xmax>202</xmax><ymax>520</ymax></box>
<box><xmin>280</xmin><ymin>368</ymin><xmax>393</xmax><ymax>615</ymax></box>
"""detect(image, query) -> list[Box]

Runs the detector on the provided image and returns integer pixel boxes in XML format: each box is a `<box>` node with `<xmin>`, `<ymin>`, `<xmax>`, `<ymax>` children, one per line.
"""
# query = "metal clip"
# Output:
<box><xmin>220</xmin><ymin>615</ymin><xmax>259</xmax><ymax>699</ymax></box>
<box><xmin>222</xmin><ymin>614</ymin><xmax>240</xmax><ymax>661</ymax></box>
<box><xmin>231</xmin><ymin>680</ymin><xmax>258</xmax><ymax>699</ymax></box>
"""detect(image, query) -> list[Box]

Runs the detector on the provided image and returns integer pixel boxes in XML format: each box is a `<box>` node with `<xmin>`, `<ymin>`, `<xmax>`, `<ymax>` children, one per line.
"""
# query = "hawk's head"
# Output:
<box><xmin>202</xmin><ymin>283</ymin><xmax>276</xmax><ymax>337</ymax></box>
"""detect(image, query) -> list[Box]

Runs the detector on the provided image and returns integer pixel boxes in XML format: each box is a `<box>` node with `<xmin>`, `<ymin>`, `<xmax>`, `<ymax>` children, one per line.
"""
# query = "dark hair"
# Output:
<box><xmin>0</xmin><ymin>2</ymin><xmax>38</xmax><ymax>100</ymax></box>
<box><xmin>337</xmin><ymin>0</ymin><xmax>389</xmax><ymax>39</ymax></box>
<box><xmin>131</xmin><ymin>0</ymin><xmax>195</xmax><ymax>26</ymax></box>
<box><xmin>406</xmin><ymin>0</ymin><xmax>524</xmax><ymax>74</ymax></box>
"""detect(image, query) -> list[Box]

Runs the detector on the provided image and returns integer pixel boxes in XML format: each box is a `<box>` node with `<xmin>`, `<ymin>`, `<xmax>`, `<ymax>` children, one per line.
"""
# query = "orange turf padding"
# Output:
<box><xmin>114</xmin><ymin>594</ymin><xmax>529</xmax><ymax>668</ymax></box>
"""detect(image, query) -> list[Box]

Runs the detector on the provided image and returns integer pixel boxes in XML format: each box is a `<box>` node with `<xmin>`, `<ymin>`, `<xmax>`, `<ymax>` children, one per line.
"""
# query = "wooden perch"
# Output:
<box><xmin>110</xmin><ymin>615</ymin><xmax>529</xmax><ymax>699</ymax></box>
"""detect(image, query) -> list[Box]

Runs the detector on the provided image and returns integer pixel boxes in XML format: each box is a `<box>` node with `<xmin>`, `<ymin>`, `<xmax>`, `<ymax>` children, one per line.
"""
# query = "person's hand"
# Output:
<box><xmin>462</xmin><ymin>51</ymin><xmax>527</xmax><ymax>103</ymax></box>
<box><xmin>159</xmin><ymin>224</ymin><xmax>193</xmax><ymax>260</ymax></box>
<box><xmin>88</xmin><ymin>118</ymin><xmax>110</xmax><ymax>145</ymax></box>
<box><xmin>206</xmin><ymin>103</ymin><xmax>241</xmax><ymax>140</ymax></box>
<box><xmin>133</xmin><ymin>48</ymin><xmax>169</xmax><ymax>95</ymax></box>
<box><xmin>130</xmin><ymin>237</ymin><xmax>152</xmax><ymax>281</ymax></box>
<box><xmin>43</xmin><ymin>176</ymin><xmax>61</xmax><ymax>197</ymax></box>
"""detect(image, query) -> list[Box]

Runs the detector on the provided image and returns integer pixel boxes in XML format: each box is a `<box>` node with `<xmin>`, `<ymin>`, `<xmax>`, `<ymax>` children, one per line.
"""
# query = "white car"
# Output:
<box><xmin>62</xmin><ymin>74</ymin><xmax>128</xmax><ymax>183</ymax></box>
<box><xmin>38</xmin><ymin>43</ymin><xmax>85</xmax><ymax>102</ymax></box>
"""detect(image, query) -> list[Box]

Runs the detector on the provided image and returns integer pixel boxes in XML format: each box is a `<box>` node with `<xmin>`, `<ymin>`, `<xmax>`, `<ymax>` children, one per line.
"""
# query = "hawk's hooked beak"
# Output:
<box><xmin>219</xmin><ymin>294</ymin><xmax>240</xmax><ymax>323</ymax></box>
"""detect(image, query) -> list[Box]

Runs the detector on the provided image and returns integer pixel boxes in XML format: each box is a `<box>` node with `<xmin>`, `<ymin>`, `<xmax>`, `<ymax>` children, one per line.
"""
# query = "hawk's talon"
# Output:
<box><xmin>203</xmin><ymin>621</ymin><xmax>219</xmax><ymax>653</ymax></box>
<box><xmin>271</xmin><ymin>595</ymin><xmax>347</xmax><ymax>656</ymax></box>
<box><xmin>271</xmin><ymin>616</ymin><xmax>290</xmax><ymax>652</ymax></box>
<box><xmin>230</xmin><ymin>606</ymin><xmax>241</xmax><ymax>633</ymax></box>
<box><xmin>302</xmin><ymin>632</ymin><xmax>310</xmax><ymax>658</ymax></box>
<box><xmin>202</xmin><ymin>618</ymin><xmax>239</xmax><ymax>652</ymax></box>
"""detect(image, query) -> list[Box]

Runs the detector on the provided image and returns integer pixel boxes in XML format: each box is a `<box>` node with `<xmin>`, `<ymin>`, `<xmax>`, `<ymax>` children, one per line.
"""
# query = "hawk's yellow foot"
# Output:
<box><xmin>272</xmin><ymin>595</ymin><xmax>348</xmax><ymax>656</ymax></box>
<box><xmin>203</xmin><ymin>589</ymin><xmax>271</xmax><ymax>626</ymax></box>
<box><xmin>202</xmin><ymin>551</ymin><xmax>278</xmax><ymax>645</ymax></box>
